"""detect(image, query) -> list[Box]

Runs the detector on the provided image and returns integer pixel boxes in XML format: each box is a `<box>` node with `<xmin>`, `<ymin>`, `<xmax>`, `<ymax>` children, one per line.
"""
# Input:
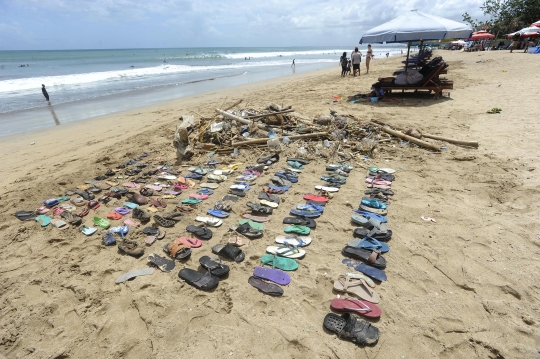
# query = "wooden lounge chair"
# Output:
<box><xmin>372</xmin><ymin>61</ymin><xmax>451</xmax><ymax>99</ymax></box>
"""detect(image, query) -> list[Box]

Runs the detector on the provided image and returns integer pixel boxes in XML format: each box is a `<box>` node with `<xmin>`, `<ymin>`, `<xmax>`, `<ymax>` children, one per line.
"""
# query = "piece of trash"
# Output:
<box><xmin>441</xmin><ymin>146</ymin><xmax>448</xmax><ymax>150</ymax></box>
<box><xmin>30</xmin><ymin>142</ymin><xmax>35</xmax><ymax>145</ymax></box>
<box><xmin>421</xmin><ymin>216</ymin><xmax>436</xmax><ymax>223</ymax></box>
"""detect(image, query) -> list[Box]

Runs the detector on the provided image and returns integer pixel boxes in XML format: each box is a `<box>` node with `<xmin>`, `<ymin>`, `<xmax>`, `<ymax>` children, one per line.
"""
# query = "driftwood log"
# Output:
<box><xmin>421</xmin><ymin>134</ymin><xmax>479</xmax><ymax>148</ymax></box>
<box><xmin>173</xmin><ymin>114</ymin><xmax>199</xmax><ymax>162</ymax></box>
<box><xmin>232</xmin><ymin>132</ymin><xmax>328</xmax><ymax>147</ymax></box>
<box><xmin>216</xmin><ymin>109</ymin><xmax>269</xmax><ymax>134</ymax></box>
<box><xmin>371</xmin><ymin>123</ymin><xmax>441</xmax><ymax>151</ymax></box>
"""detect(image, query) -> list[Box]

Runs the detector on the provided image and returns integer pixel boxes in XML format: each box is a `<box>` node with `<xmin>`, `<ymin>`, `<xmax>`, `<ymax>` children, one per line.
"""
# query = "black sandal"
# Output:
<box><xmin>211</xmin><ymin>243</ymin><xmax>245</xmax><ymax>262</ymax></box>
<box><xmin>323</xmin><ymin>313</ymin><xmax>379</xmax><ymax>345</ymax></box>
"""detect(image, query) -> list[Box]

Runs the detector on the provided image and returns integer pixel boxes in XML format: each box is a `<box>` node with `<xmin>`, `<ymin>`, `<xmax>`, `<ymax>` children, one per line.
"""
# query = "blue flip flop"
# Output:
<box><xmin>123</xmin><ymin>202</ymin><xmax>139</xmax><ymax>209</ymax></box>
<box><xmin>268</xmin><ymin>184</ymin><xmax>290</xmax><ymax>193</ymax></box>
<box><xmin>289</xmin><ymin>209</ymin><xmax>321</xmax><ymax>218</ymax></box>
<box><xmin>347</xmin><ymin>237</ymin><xmax>390</xmax><ymax>253</ymax></box>
<box><xmin>361</xmin><ymin>199</ymin><xmax>386</xmax><ymax>210</ymax></box>
<box><xmin>184</xmin><ymin>173</ymin><xmax>203</xmax><ymax>180</ymax></box>
<box><xmin>207</xmin><ymin>209</ymin><xmax>230</xmax><ymax>218</ymax></box>
<box><xmin>110</xmin><ymin>225</ymin><xmax>130</xmax><ymax>240</ymax></box>
<box><xmin>287</xmin><ymin>161</ymin><xmax>304</xmax><ymax>169</ymax></box>
<box><xmin>275</xmin><ymin>172</ymin><xmax>298</xmax><ymax>183</ymax></box>
<box><xmin>197</xmin><ymin>188</ymin><xmax>214</xmax><ymax>195</ymax></box>
<box><xmin>296</xmin><ymin>203</ymin><xmax>325</xmax><ymax>212</ymax></box>
<box><xmin>354</xmin><ymin>263</ymin><xmax>387</xmax><ymax>282</ymax></box>
<box><xmin>352</xmin><ymin>210</ymin><xmax>387</xmax><ymax>223</ymax></box>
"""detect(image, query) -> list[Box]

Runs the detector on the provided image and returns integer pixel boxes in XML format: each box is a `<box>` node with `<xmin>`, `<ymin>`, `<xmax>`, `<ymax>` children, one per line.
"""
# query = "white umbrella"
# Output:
<box><xmin>519</xmin><ymin>27</ymin><xmax>540</xmax><ymax>34</ymax></box>
<box><xmin>360</xmin><ymin>9</ymin><xmax>472</xmax><ymax>44</ymax></box>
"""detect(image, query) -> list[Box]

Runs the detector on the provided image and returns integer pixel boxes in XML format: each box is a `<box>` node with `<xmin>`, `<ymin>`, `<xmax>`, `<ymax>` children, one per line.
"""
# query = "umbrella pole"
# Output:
<box><xmin>405</xmin><ymin>41</ymin><xmax>411</xmax><ymax>69</ymax></box>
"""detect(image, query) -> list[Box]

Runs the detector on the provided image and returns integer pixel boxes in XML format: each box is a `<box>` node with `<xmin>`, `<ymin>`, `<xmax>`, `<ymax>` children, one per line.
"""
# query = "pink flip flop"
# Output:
<box><xmin>178</xmin><ymin>236</ymin><xmax>202</xmax><ymax>248</ymax></box>
<box><xmin>145</xmin><ymin>184</ymin><xmax>162</xmax><ymax>191</ymax></box>
<box><xmin>365</xmin><ymin>178</ymin><xmax>392</xmax><ymax>186</ymax></box>
<box><xmin>190</xmin><ymin>193</ymin><xmax>209</xmax><ymax>200</ymax></box>
<box><xmin>330</xmin><ymin>297</ymin><xmax>382</xmax><ymax>318</ymax></box>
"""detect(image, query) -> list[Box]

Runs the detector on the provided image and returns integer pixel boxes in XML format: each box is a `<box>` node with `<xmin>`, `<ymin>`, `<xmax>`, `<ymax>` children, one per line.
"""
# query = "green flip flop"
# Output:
<box><xmin>56</xmin><ymin>196</ymin><xmax>70</xmax><ymax>202</ymax></box>
<box><xmin>182</xmin><ymin>198</ymin><xmax>202</xmax><ymax>205</ymax></box>
<box><xmin>35</xmin><ymin>215</ymin><xmax>52</xmax><ymax>227</ymax></box>
<box><xmin>284</xmin><ymin>225</ymin><xmax>310</xmax><ymax>235</ymax></box>
<box><xmin>238</xmin><ymin>219</ymin><xmax>264</xmax><ymax>231</ymax></box>
<box><xmin>93</xmin><ymin>217</ymin><xmax>110</xmax><ymax>229</ymax></box>
<box><xmin>261</xmin><ymin>253</ymin><xmax>298</xmax><ymax>271</ymax></box>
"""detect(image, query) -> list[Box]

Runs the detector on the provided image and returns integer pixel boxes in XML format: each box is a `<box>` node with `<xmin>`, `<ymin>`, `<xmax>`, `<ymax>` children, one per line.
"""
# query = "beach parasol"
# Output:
<box><xmin>506</xmin><ymin>27</ymin><xmax>540</xmax><ymax>39</ymax></box>
<box><xmin>359</xmin><ymin>9</ymin><xmax>472</xmax><ymax>67</ymax></box>
<box><xmin>468</xmin><ymin>30</ymin><xmax>495</xmax><ymax>41</ymax></box>
<box><xmin>531</xmin><ymin>21</ymin><xmax>540</xmax><ymax>28</ymax></box>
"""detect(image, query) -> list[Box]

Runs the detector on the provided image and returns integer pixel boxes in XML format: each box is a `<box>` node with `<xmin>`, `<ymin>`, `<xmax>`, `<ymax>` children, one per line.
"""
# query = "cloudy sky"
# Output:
<box><xmin>0</xmin><ymin>0</ymin><xmax>487</xmax><ymax>50</ymax></box>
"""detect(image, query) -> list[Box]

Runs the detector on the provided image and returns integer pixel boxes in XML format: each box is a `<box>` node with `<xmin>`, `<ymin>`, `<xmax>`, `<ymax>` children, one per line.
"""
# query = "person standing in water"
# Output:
<box><xmin>42</xmin><ymin>84</ymin><xmax>50</xmax><ymax>102</ymax></box>
<box><xmin>291</xmin><ymin>59</ymin><xmax>295</xmax><ymax>67</ymax></box>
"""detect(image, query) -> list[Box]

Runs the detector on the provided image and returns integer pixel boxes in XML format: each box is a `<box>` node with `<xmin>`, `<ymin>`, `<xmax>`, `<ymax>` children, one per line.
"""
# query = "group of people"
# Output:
<box><xmin>340</xmin><ymin>45</ymin><xmax>374</xmax><ymax>77</ymax></box>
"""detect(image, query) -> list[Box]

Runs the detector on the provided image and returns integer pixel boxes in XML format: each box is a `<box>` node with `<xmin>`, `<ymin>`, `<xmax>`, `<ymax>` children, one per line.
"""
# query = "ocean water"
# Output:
<box><xmin>0</xmin><ymin>46</ymin><xmax>406</xmax><ymax>136</ymax></box>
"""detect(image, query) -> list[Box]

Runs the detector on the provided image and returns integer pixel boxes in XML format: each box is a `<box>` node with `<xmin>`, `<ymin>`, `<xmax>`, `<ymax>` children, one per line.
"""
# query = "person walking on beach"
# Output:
<box><xmin>291</xmin><ymin>59</ymin><xmax>295</xmax><ymax>67</ymax></box>
<box><xmin>351</xmin><ymin>47</ymin><xmax>362</xmax><ymax>76</ymax></box>
<box><xmin>339</xmin><ymin>52</ymin><xmax>348</xmax><ymax>77</ymax></box>
<box><xmin>366</xmin><ymin>44</ymin><xmax>374</xmax><ymax>74</ymax></box>
<box><xmin>510</xmin><ymin>32</ymin><xmax>520</xmax><ymax>53</ymax></box>
<box><xmin>42</xmin><ymin>84</ymin><xmax>50</xmax><ymax>102</ymax></box>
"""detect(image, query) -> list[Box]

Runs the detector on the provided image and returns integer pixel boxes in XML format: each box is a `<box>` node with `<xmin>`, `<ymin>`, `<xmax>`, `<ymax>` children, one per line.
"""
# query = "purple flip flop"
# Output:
<box><xmin>164</xmin><ymin>190</ymin><xmax>180</xmax><ymax>196</ymax></box>
<box><xmin>253</xmin><ymin>266</ymin><xmax>291</xmax><ymax>285</ymax></box>
<box><xmin>115</xmin><ymin>207</ymin><xmax>131</xmax><ymax>215</ymax></box>
<box><xmin>146</xmin><ymin>185</ymin><xmax>162</xmax><ymax>191</ymax></box>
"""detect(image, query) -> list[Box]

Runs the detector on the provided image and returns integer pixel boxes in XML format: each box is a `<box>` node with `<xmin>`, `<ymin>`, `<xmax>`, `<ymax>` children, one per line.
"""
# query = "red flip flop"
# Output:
<box><xmin>330</xmin><ymin>298</ymin><xmax>382</xmax><ymax>318</ymax></box>
<box><xmin>303</xmin><ymin>194</ymin><xmax>329</xmax><ymax>203</ymax></box>
<box><xmin>107</xmin><ymin>212</ymin><xmax>122</xmax><ymax>220</ymax></box>
<box><xmin>178</xmin><ymin>236</ymin><xmax>202</xmax><ymax>248</ymax></box>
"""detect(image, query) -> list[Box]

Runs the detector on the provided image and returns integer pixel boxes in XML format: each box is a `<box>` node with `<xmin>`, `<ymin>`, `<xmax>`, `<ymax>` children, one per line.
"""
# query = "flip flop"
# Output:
<box><xmin>190</xmin><ymin>193</ymin><xmax>209</xmax><ymax>200</ymax></box>
<box><xmin>296</xmin><ymin>203</ymin><xmax>324</xmax><ymax>212</ymax></box>
<box><xmin>115</xmin><ymin>268</ymin><xmax>154</xmax><ymax>284</ymax></box>
<box><xmin>199</xmin><ymin>256</ymin><xmax>230</xmax><ymax>277</ymax></box>
<box><xmin>347</xmin><ymin>237</ymin><xmax>390</xmax><ymax>253</ymax></box>
<box><xmin>51</xmin><ymin>219</ymin><xmax>69</xmax><ymax>230</ymax></box>
<box><xmin>60</xmin><ymin>211</ymin><xmax>82</xmax><ymax>226</ymax></box>
<box><xmin>323</xmin><ymin>313</ymin><xmax>380</xmax><ymax>345</ymax></box>
<box><xmin>275</xmin><ymin>235</ymin><xmax>312</xmax><ymax>247</ymax></box>
<box><xmin>242</xmin><ymin>213</ymin><xmax>270</xmax><ymax>223</ymax></box>
<box><xmin>177</xmin><ymin>236</ymin><xmax>202</xmax><ymax>248</ymax></box>
<box><xmin>315</xmin><ymin>185</ymin><xmax>339</xmax><ymax>192</ymax></box>
<box><xmin>286</xmin><ymin>158</ymin><xmax>310</xmax><ymax>165</ymax></box>
<box><xmin>361</xmin><ymin>199</ymin><xmax>386</xmax><ymax>209</ymax></box>
<box><xmin>235</xmin><ymin>223</ymin><xmax>263</xmax><ymax>239</ymax></box>
<box><xmin>200</xmin><ymin>183</ymin><xmax>219</xmax><ymax>189</ymax></box>
<box><xmin>35</xmin><ymin>206</ymin><xmax>49</xmax><ymax>215</ymax></box>
<box><xmin>115</xmin><ymin>207</ymin><xmax>131</xmax><ymax>215</ymax></box>
<box><xmin>284</xmin><ymin>225</ymin><xmax>310</xmax><ymax>235</ymax></box>
<box><xmin>214</xmin><ymin>201</ymin><xmax>233</xmax><ymax>212</ymax></box>
<box><xmin>163</xmin><ymin>240</ymin><xmax>192</xmax><ymax>260</ymax></box>
<box><xmin>197</xmin><ymin>188</ymin><xmax>214</xmax><ymax>195</ymax></box>
<box><xmin>35</xmin><ymin>215</ymin><xmax>52</xmax><ymax>227</ymax></box>
<box><xmin>238</xmin><ymin>219</ymin><xmax>264</xmax><ymax>231</ymax></box>
<box><xmin>123</xmin><ymin>219</ymin><xmax>141</xmax><ymax>228</ymax></box>
<box><xmin>333</xmin><ymin>275</ymin><xmax>380</xmax><ymax>303</ymax></box>
<box><xmin>153</xmin><ymin>215</ymin><xmax>175</xmax><ymax>228</ymax></box>
<box><xmin>179</xmin><ymin>269</ymin><xmax>219</xmax><ymax>290</ymax></box>
<box><xmin>184</xmin><ymin>173</ymin><xmax>203</xmax><ymax>180</ymax></box>
<box><xmin>342</xmin><ymin>246</ymin><xmax>386</xmax><ymax>269</ymax></box>
<box><xmin>212</xmin><ymin>243</ymin><xmax>245</xmax><ymax>262</ymax></box>
<box><xmin>330</xmin><ymin>298</ymin><xmax>382</xmax><ymax>319</ymax></box>
<box><xmin>266</xmin><ymin>245</ymin><xmax>306</xmax><ymax>259</ymax></box>
<box><xmin>253</xmin><ymin>266</ymin><xmax>291</xmax><ymax>285</ymax></box>
<box><xmin>81</xmin><ymin>225</ymin><xmax>97</xmax><ymax>236</ymax></box>
<box><xmin>260</xmin><ymin>253</ymin><xmax>298</xmax><ymax>271</ymax></box>
<box><xmin>248</xmin><ymin>276</ymin><xmax>284</xmax><ymax>296</ymax></box>
<box><xmin>226</xmin><ymin>233</ymin><xmax>250</xmax><ymax>247</ymax></box>
<box><xmin>352</xmin><ymin>210</ymin><xmax>387</xmax><ymax>223</ymax></box>
<box><xmin>147</xmin><ymin>254</ymin><xmax>176</xmax><ymax>272</ymax></box>
<box><xmin>282</xmin><ymin>217</ymin><xmax>316</xmax><ymax>228</ymax></box>
<box><xmin>195</xmin><ymin>216</ymin><xmax>223</xmax><ymax>227</ymax></box>
<box><xmin>118</xmin><ymin>240</ymin><xmax>145</xmax><ymax>257</ymax></box>
<box><xmin>358</xmin><ymin>205</ymin><xmax>387</xmax><ymax>216</ymax></box>
<box><xmin>260</xmin><ymin>199</ymin><xmax>279</xmax><ymax>208</ymax></box>
<box><xmin>207</xmin><ymin>209</ymin><xmax>229</xmax><ymax>218</ymax></box>
<box><xmin>367</xmin><ymin>166</ymin><xmax>395</xmax><ymax>174</ymax></box>
<box><xmin>107</xmin><ymin>212</ymin><xmax>122</xmax><ymax>220</ymax></box>
<box><xmin>258</xmin><ymin>192</ymin><xmax>279</xmax><ymax>204</ymax></box>
<box><xmin>186</xmin><ymin>224</ymin><xmax>213</xmax><ymax>240</ymax></box>
<box><xmin>289</xmin><ymin>209</ymin><xmax>321</xmax><ymax>219</ymax></box>
<box><xmin>353</xmin><ymin>263</ymin><xmax>387</xmax><ymax>282</ymax></box>
<box><xmin>93</xmin><ymin>217</ymin><xmax>110</xmax><ymax>229</ymax></box>
<box><xmin>303</xmin><ymin>194</ymin><xmax>329</xmax><ymax>203</ymax></box>
<box><xmin>123</xmin><ymin>202</ymin><xmax>139</xmax><ymax>209</ymax></box>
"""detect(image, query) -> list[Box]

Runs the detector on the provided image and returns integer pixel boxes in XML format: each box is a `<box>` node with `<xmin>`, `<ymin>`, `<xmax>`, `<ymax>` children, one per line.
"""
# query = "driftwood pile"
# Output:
<box><xmin>172</xmin><ymin>100</ymin><xmax>479</xmax><ymax>162</ymax></box>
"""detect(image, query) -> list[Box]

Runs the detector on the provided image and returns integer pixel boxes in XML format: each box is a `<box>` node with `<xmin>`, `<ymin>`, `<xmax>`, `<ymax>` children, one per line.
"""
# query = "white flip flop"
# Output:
<box><xmin>315</xmin><ymin>185</ymin><xmax>339</xmax><ymax>192</ymax></box>
<box><xmin>266</xmin><ymin>245</ymin><xmax>306</xmax><ymax>259</ymax></box>
<box><xmin>195</xmin><ymin>216</ymin><xmax>223</xmax><ymax>227</ymax></box>
<box><xmin>260</xmin><ymin>199</ymin><xmax>279</xmax><ymax>208</ymax></box>
<box><xmin>115</xmin><ymin>268</ymin><xmax>154</xmax><ymax>284</ymax></box>
<box><xmin>275</xmin><ymin>235</ymin><xmax>312</xmax><ymax>247</ymax></box>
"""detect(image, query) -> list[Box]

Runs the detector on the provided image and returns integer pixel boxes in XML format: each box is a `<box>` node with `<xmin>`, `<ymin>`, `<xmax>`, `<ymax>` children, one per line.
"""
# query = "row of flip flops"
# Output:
<box><xmin>323</xmin><ymin>166</ymin><xmax>396</xmax><ymax>346</ymax></box>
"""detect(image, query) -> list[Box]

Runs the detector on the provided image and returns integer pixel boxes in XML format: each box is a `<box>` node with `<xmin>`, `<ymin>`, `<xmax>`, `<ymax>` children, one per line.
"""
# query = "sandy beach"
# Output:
<box><xmin>1</xmin><ymin>50</ymin><xmax>539</xmax><ymax>359</ymax></box>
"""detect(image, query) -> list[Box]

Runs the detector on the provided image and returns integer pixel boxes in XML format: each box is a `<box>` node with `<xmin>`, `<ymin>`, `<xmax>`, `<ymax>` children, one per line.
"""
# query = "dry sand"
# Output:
<box><xmin>0</xmin><ymin>50</ymin><xmax>539</xmax><ymax>359</ymax></box>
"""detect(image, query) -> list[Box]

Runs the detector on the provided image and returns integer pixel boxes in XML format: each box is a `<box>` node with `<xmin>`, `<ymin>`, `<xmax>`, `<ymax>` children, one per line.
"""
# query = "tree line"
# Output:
<box><xmin>462</xmin><ymin>0</ymin><xmax>540</xmax><ymax>35</ymax></box>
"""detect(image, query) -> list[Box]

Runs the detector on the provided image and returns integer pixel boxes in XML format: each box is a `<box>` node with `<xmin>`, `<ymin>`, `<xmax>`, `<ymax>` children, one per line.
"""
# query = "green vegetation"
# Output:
<box><xmin>463</xmin><ymin>0</ymin><xmax>540</xmax><ymax>35</ymax></box>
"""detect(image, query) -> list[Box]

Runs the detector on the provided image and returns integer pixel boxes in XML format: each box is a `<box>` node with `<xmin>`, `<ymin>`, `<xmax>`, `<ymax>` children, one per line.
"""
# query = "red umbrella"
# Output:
<box><xmin>467</xmin><ymin>30</ymin><xmax>495</xmax><ymax>40</ymax></box>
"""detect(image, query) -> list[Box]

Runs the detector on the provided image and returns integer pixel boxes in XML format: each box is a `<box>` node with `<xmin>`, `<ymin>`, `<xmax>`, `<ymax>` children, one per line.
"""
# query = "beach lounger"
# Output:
<box><xmin>372</xmin><ymin>61</ymin><xmax>451</xmax><ymax>99</ymax></box>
